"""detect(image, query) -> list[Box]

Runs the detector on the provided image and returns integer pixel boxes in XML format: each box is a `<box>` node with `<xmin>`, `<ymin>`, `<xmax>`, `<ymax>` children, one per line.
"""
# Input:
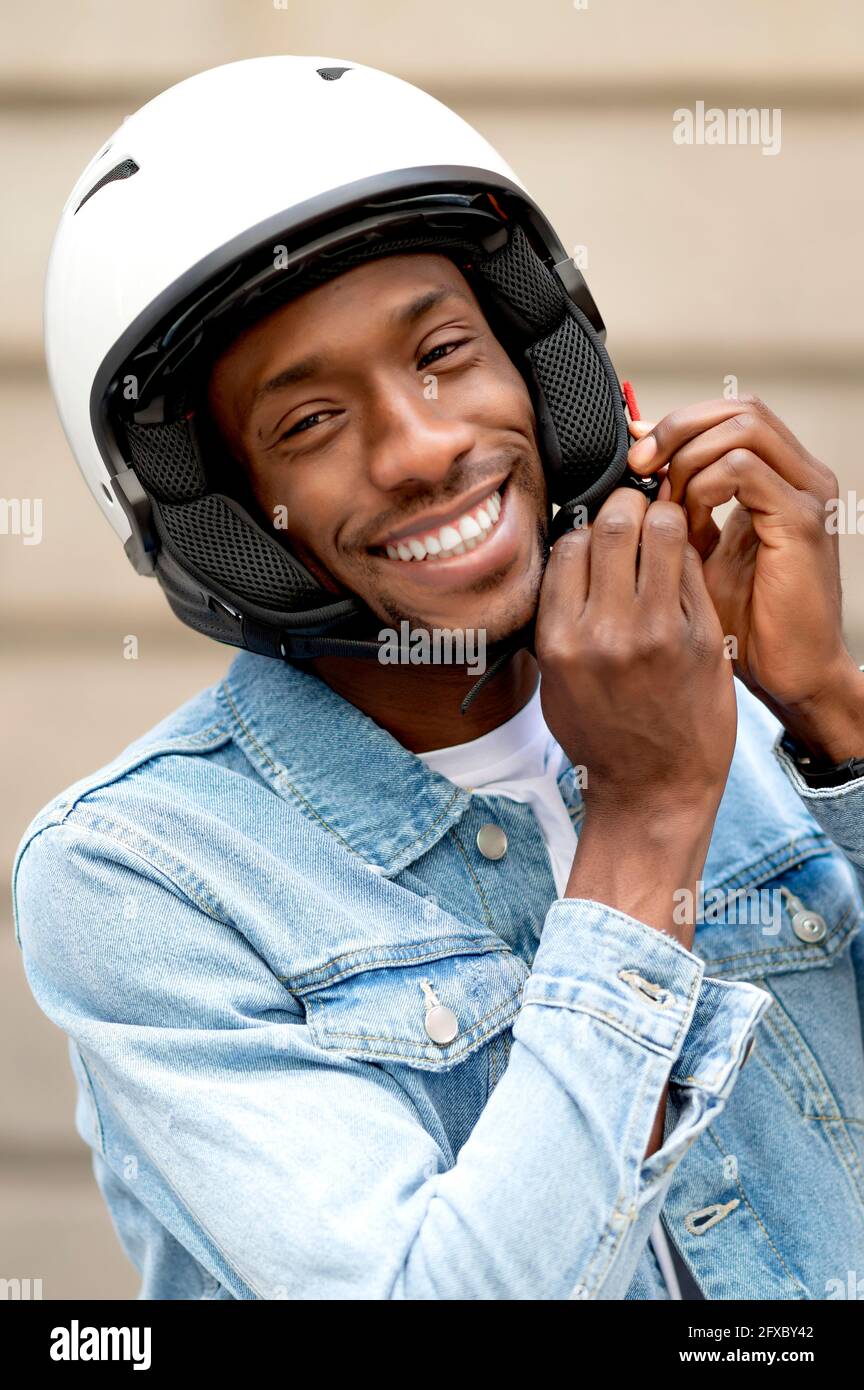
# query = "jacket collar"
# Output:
<box><xmin>219</xmin><ymin>650</ymin><xmax>585</xmax><ymax>874</ymax></box>
<box><xmin>219</xmin><ymin>651</ymin><xmax>474</xmax><ymax>875</ymax></box>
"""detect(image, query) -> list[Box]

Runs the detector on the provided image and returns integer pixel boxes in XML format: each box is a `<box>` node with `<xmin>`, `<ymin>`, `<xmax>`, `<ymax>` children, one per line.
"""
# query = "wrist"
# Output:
<box><xmin>579</xmin><ymin>789</ymin><xmax>723</xmax><ymax>849</ymax></box>
<box><xmin>566</xmin><ymin>805</ymin><xmax>719</xmax><ymax>943</ymax></box>
<box><xmin>775</xmin><ymin>658</ymin><xmax>864</xmax><ymax>765</ymax></box>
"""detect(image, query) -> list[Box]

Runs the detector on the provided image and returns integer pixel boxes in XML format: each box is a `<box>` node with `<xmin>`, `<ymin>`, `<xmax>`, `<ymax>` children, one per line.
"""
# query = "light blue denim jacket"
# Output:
<box><xmin>11</xmin><ymin>650</ymin><xmax>864</xmax><ymax>1300</ymax></box>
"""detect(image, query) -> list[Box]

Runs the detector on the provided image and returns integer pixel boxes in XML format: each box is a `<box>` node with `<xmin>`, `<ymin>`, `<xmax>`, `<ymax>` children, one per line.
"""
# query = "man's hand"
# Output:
<box><xmin>627</xmin><ymin>395</ymin><xmax>864</xmax><ymax>762</ymax></box>
<box><xmin>535</xmin><ymin>486</ymin><xmax>738</xmax><ymax>942</ymax></box>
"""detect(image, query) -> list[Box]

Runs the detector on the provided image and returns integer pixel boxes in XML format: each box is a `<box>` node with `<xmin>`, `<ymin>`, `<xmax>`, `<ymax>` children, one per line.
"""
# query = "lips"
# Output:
<box><xmin>368</xmin><ymin>475</ymin><xmax>523</xmax><ymax>592</ymax></box>
<box><xmin>377</xmin><ymin>484</ymin><xmax>504</xmax><ymax>563</ymax></box>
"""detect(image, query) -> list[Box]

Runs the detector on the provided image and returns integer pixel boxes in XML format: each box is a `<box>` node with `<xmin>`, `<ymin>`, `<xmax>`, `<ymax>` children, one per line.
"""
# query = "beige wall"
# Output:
<box><xmin>2</xmin><ymin>0</ymin><xmax>862</xmax><ymax>1298</ymax></box>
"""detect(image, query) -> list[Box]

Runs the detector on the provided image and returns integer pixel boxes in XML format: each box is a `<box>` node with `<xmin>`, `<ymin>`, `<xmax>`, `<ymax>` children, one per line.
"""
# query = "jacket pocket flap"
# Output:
<box><xmin>693</xmin><ymin>845</ymin><xmax>864</xmax><ymax>979</ymax></box>
<box><xmin>293</xmin><ymin>942</ymin><xmax>529</xmax><ymax>1070</ymax></box>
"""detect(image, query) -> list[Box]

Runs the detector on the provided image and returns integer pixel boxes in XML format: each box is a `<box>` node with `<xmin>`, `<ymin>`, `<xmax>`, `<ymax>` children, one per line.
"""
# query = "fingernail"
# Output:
<box><xmin>628</xmin><ymin>434</ymin><xmax>657</xmax><ymax>467</ymax></box>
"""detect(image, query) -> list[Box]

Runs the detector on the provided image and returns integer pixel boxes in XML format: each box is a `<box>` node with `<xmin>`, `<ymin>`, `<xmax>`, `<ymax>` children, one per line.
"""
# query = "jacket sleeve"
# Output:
<box><xmin>772</xmin><ymin>731</ymin><xmax>864</xmax><ymax>1038</ymax></box>
<box><xmin>773</xmin><ymin>732</ymin><xmax>864</xmax><ymax>891</ymax></box>
<box><xmin>12</xmin><ymin>819</ymin><xmax>771</xmax><ymax>1301</ymax></box>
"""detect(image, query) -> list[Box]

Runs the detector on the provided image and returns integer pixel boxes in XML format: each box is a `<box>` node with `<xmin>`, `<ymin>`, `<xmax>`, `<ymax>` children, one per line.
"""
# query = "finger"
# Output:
<box><xmin>585</xmin><ymin>486</ymin><xmax>649</xmax><ymax>612</ymax></box>
<box><xmin>679</xmin><ymin>540</ymin><xmax>723</xmax><ymax>631</ymax></box>
<box><xmin>540</xmin><ymin>522</ymin><xmax>592</xmax><ymax>624</ymax></box>
<box><xmin>627</xmin><ymin>399</ymin><xmax>748</xmax><ymax>473</ymax></box>
<box><xmin>661</xmin><ymin>412</ymin><xmax>816</xmax><ymax>506</ymax></box>
<box><xmin>636</xmin><ymin>501</ymin><xmax>689</xmax><ymax>605</ymax></box>
<box><xmin>727</xmin><ymin>394</ymin><xmax>829</xmax><ymax>475</ymax></box>
<box><xmin>626</xmin><ymin>421</ymin><xmax>670</xmax><ymax>484</ymax></box>
<box><xmin>626</xmin><ymin>396</ymin><xmax>828</xmax><ymax>484</ymax></box>
<box><xmin>682</xmin><ymin>450</ymin><xmax>805</xmax><ymax>548</ymax></box>
<box><xmin>681</xmin><ymin>491</ymin><xmax>722</xmax><ymax>559</ymax></box>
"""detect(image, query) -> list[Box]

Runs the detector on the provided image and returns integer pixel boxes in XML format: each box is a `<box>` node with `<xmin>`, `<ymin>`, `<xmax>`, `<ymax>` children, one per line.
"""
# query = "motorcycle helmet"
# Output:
<box><xmin>43</xmin><ymin>54</ymin><xmax>655</xmax><ymax>699</ymax></box>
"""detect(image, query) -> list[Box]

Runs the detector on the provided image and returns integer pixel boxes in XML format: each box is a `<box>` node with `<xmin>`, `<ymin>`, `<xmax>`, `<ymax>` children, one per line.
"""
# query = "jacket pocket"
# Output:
<box><xmin>693</xmin><ymin>842</ymin><xmax>864</xmax><ymax>1206</ymax></box>
<box><xmin>693</xmin><ymin>840</ymin><xmax>863</xmax><ymax>981</ymax></box>
<box><xmin>288</xmin><ymin>938</ymin><xmax>530</xmax><ymax>1072</ymax></box>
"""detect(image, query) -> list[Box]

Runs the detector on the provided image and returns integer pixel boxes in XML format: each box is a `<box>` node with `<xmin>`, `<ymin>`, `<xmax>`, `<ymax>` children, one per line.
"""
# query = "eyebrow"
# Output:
<box><xmin>248</xmin><ymin>284</ymin><xmax>475</xmax><ymax>429</ymax></box>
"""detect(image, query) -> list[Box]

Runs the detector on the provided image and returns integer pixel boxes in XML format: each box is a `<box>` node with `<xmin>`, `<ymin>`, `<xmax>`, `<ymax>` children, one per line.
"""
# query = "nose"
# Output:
<box><xmin>364</xmin><ymin>376</ymin><xmax>477</xmax><ymax>493</ymax></box>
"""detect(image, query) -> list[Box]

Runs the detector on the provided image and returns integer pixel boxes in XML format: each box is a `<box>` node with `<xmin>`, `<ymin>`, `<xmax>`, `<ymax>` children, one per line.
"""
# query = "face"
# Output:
<box><xmin>206</xmin><ymin>252</ymin><xmax>548</xmax><ymax>643</ymax></box>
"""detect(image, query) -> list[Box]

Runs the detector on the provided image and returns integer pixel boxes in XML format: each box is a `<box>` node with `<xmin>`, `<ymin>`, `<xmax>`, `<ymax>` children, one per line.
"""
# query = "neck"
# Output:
<box><xmin>307</xmin><ymin>645</ymin><xmax>540</xmax><ymax>753</ymax></box>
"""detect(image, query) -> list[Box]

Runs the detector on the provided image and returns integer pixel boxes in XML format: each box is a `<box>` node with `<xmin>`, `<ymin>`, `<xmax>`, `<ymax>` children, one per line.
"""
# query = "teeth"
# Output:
<box><xmin>438</xmin><ymin>525</ymin><xmax>463</xmax><ymax>552</ymax></box>
<box><xmin>384</xmin><ymin>487</ymin><xmax>503</xmax><ymax>562</ymax></box>
<box><xmin>458</xmin><ymin>514</ymin><xmax>482</xmax><ymax>541</ymax></box>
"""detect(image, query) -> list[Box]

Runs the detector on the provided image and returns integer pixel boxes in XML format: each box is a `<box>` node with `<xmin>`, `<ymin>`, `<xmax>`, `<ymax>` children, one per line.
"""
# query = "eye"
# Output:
<box><xmin>417</xmin><ymin>339</ymin><xmax>471</xmax><ymax>371</ymax></box>
<box><xmin>279</xmin><ymin>410</ymin><xmax>335</xmax><ymax>441</ymax></box>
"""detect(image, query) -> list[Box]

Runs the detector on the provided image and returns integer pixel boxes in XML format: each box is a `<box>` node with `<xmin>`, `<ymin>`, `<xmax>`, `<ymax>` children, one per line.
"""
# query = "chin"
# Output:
<box><xmin>476</xmin><ymin>600</ymin><xmax>537</xmax><ymax>649</ymax></box>
<box><xmin>346</xmin><ymin>524</ymin><xmax>545</xmax><ymax>643</ymax></box>
<box><xmin>376</xmin><ymin>582</ymin><xmax>538</xmax><ymax>648</ymax></box>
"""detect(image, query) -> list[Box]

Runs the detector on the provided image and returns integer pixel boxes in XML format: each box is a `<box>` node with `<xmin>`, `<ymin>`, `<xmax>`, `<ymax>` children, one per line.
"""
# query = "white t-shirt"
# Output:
<box><xmin>417</xmin><ymin>679</ymin><xmax>683</xmax><ymax>1301</ymax></box>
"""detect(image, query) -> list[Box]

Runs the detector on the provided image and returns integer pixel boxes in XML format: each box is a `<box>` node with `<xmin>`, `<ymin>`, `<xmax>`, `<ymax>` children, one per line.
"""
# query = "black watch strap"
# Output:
<box><xmin>780</xmin><ymin>729</ymin><xmax>864</xmax><ymax>788</ymax></box>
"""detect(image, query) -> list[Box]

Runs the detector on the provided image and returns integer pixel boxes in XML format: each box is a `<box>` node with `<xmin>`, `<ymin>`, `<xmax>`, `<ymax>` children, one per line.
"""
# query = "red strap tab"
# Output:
<box><xmin>621</xmin><ymin>380</ymin><xmax>640</xmax><ymax>421</ymax></box>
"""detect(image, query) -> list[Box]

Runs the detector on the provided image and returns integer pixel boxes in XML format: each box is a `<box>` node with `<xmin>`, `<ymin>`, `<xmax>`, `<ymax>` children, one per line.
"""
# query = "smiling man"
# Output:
<box><xmin>13</xmin><ymin>55</ymin><xmax>864</xmax><ymax>1303</ymax></box>
<box><xmin>204</xmin><ymin>250</ymin><xmax>547</xmax><ymax>748</ymax></box>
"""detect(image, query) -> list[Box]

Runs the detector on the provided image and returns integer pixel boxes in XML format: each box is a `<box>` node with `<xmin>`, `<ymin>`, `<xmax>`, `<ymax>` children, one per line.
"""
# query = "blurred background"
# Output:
<box><xmin>1</xmin><ymin>0</ymin><xmax>862</xmax><ymax>1299</ymax></box>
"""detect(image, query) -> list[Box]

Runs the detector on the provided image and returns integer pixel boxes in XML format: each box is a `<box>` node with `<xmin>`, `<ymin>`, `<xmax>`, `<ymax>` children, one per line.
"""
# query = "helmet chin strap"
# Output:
<box><xmin>276</xmin><ymin>603</ymin><xmax>537</xmax><ymax>718</ymax></box>
<box><xmin>458</xmin><ymin>619</ymin><xmax>536</xmax><ymax>715</ymax></box>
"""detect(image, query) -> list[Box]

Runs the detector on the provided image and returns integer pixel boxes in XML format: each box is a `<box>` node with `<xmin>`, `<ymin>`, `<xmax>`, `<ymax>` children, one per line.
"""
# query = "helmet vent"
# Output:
<box><xmin>75</xmin><ymin>158</ymin><xmax>140</xmax><ymax>215</ymax></box>
<box><xmin>316</xmin><ymin>66</ymin><xmax>351</xmax><ymax>80</ymax></box>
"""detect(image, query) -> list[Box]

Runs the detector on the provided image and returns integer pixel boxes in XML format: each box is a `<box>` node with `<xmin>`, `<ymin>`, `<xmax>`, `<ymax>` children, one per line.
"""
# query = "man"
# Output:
<box><xmin>13</xmin><ymin>55</ymin><xmax>864</xmax><ymax>1300</ymax></box>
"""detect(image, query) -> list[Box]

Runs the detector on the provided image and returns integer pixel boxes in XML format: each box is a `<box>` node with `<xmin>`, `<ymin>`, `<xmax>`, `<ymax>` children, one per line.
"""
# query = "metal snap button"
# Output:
<box><xmin>476</xmin><ymin>823</ymin><xmax>508</xmax><ymax>860</ymax></box>
<box><xmin>791</xmin><ymin>909</ymin><xmax>828</xmax><ymax>944</ymax></box>
<box><xmin>420</xmin><ymin>978</ymin><xmax>459</xmax><ymax>1046</ymax></box>
<box><xmin>424</xmin><ymin>1003</ymin><xmax>460</xmax><ymax>1046</ymax></box>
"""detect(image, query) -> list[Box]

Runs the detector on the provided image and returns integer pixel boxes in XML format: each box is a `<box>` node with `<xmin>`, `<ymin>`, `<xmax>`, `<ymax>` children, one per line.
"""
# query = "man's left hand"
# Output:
<box><xmin>626</xmin><ymin>394</ymin><xmax>864</xmax><ymax>762</ymax></box>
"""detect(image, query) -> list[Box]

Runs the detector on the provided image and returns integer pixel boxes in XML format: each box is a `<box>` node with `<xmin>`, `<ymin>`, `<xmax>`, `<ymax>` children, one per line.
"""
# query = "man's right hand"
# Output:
<box><xmin>534</xmin><ymin>486</ymin><xmax>738</xmax><ymax>942</ymax></box>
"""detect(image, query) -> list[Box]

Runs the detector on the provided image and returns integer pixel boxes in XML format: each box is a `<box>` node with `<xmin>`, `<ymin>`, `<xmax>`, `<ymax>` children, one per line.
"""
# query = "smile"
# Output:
<box><xmin>379</xmin><ymin>485</ymin><xmax>503</xmax><ymax>563</ymax></box>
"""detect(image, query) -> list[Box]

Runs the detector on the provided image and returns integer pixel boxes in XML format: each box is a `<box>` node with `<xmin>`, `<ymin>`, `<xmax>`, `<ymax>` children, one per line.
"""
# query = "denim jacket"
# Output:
<box><xmin>11</xmin><ymin>650</ymin><xmax>864</xmax><ymax>1300</ymax></box>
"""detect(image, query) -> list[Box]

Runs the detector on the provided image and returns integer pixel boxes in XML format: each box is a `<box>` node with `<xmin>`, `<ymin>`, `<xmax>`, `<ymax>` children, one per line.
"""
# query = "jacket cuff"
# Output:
<box><xmin>526</xmin><ymin>898</ymin><xmax>767</xmax><ymax>1058</ymax></box>
<box><xmin>773</xmin><ymin>729</ymin><xmax>864</xmax><ymax>867</ymax></box>
<box><xmin>526</xmin><ymin>898</ymin><xmax>773</xmax><ymax>1200</ymax></box>
<box><xmin>641</xmin><ymin>973</ymin><xmax>772</xmax><ymax>1191</ymax></box>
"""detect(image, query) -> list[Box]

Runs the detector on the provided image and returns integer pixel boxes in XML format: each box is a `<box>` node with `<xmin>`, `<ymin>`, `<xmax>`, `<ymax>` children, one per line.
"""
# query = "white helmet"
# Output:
<box><xmin>44</xmin><ymin>54</ymin><xmax>649</xmax><ymax>663</ymax></box>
